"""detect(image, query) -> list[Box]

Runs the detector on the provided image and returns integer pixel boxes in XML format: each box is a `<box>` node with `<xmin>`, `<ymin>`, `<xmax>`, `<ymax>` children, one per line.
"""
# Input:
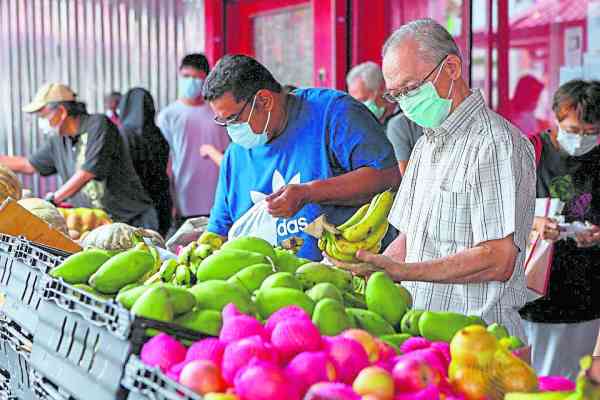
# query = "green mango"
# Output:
<box><xmin>487</xmin><ymin>323</ymin><xmax>510</xmax><ymax>340</ymax></box>
<box><xmin>89</xmin><ymin>249</ymin><xmax>154</xmax><ymax>294</ymax></box>
<box><xmin>295</xmin><ymin>263</ymin><xmax>352</xmax><ymax>291</ymax></box>
<box><xmin>395</xmin><ymin>283</ymin><xmax>413</xmax><ymax>309</ymax></box>
<box><xmin>305</xmin><ymin>282</ymin><xmax>343</xmax><ymax>304</ymax></box>
<box><xmin>260</xmin><ymin>272</ymin><xmax>303</xmax><ymax>291</ymax></box>
<box><xmin>72</xmin><ymin>284</ymin><xmax>113</xmax><ymax>301</ymax></box>
<box><xmin>188</xmin><ymin>280</ymin><xmax>254</xmax><ymax>314</ymax></box>
<box><xmin>418</xmin><ymin>311</ymin><xmax>474</xmax><ymax>342</ymax></box>
<box><xmin>504</xmin><ymin>392</ymin><xmax>572</xmax><ymax>400</ymax></box>
<box><xmin>196</xmin><ymin>249</ymin><xmax>269</xmax><ymax>282</ymax></box>
<box><xmin>227</xmin><ymin>263</ymin><xmax>275</xmax><ymax>294</ymax></box>
<box><xmin>273</xmin><ymin>248</ymin><xmax>310</xmax><ymax>273</ymax></box>
<box><xmin>117</xmin><ymin>283</ymin><xmax>196</xmax><ymax>315</ymax></box>
<box><xmin>131</xmin><ymin>287</ymin><xmax>174</xmax><ymax>322</ymax></box>
<box><xmin>345</xmin><ymin>308</ymin><xmax>395</xmax><ymax>337</ymax></box>
<box><xmin>468</xmin><ymin>315</ymin><xmax>487</xmax><ymax>327</ymax></box>
<box><xmin>342</xmin><ymin>291</ymin><xmax>367</xmax><ymax>309</ymax></box>
<box><xmin>400</xmin><ymin>310</ymin><xmax>425</xmax><ymax>335</ymax></box>
<box><xmin>175</xmin><ymin>309</ymin><xmax>222</xmax><ymax>336</ymax></box>
<box><xmin>50</xmin><ymin>249</ymin><xmax>112</xmax><ymax>284</ymax></box>
<box><xmin>119</xmin><ymin>282</ymin><xmax>142</xmax><ymax>294</ymax></box>
<box><xmin>365</xmin><ymin>272</ymin><xmax>408</xmax><ymax>326</ymax></box>
<box><xmin>312</xmin><ymin>298</ymin><xmax>353</xmax><ymax>336</ymax></box>
<box><xmin>220</xmin><ymin>236</ymin><xmax>276</xmax><ymax>260</ymax></box>
<box><xmin>380</xmin><ymin>333</ymin><xmax>412</xmax><ymax>349</ymax></box>
<box><xmin>254</xmin><ymin>288</ymin><xmax>315</xmax><ymax>319</ymax></box>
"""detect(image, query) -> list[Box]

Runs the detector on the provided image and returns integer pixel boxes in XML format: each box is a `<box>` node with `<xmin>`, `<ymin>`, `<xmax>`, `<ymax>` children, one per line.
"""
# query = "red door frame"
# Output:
<box><xmin>204</xmin><ymin>0</ymin><xmax>349</xmax><ymax>89</ymax></box>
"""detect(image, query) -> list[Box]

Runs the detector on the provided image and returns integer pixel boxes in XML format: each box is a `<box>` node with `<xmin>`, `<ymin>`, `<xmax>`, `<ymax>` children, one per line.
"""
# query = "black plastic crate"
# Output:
<box><xmin>32</xmin><ymin>280</ymin><xmax>205</xmax><ymax>400</ymax></box>
<box><xmin>0</xmin><ymin>315</ymin><xmax>35</xmax><ymax>400</ymax></box>
<box><xmin>0</xmin><ymin>235</ymin><xmax>69</xmax><ymax>334</ymax></box>
<box><xmin>123</xmin><ymin>355</ymin><xmax>203</xmax><ymax>400</ymax></box>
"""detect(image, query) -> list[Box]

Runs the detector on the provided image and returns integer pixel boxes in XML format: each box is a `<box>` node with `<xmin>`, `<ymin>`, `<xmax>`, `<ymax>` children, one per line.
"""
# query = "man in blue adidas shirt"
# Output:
<box><xmin>202</xmin><ymin>55</ymin><xmax>400</xmax><ymax>260</ymax></box>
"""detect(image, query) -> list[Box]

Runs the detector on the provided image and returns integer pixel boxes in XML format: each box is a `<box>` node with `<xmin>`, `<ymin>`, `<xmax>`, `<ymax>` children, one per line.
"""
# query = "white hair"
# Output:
<box><xmin>346</xmin><ymin>61</ymin><xmax>384</xmax><ymax>91</ymax></box>
<box><xmin>382</xmin><ymin>18</ymin><xmax>462</xmax><ymax>64</ymax></box>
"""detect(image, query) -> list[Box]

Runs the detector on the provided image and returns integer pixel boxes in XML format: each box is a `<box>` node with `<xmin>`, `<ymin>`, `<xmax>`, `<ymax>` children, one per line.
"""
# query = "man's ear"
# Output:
<box><xmin>256</xmin><ymin>89</ymin><xmax>274</xmax><ymax>112</ymax></box>
<box><xmin>445</xmin><ymin>54</ymin><xmax>462</xmax><ymax>80</ymax></box>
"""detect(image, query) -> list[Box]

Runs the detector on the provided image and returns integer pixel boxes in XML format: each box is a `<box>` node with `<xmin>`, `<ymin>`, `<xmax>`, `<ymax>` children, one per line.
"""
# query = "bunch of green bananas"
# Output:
<box><xmin>319</xmin><ymin>190</ymin><xmax>394</xmax><ymax>262</ymax></box>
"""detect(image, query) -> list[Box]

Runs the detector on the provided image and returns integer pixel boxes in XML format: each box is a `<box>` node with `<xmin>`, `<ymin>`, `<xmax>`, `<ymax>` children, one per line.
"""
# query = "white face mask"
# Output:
<box><xmin>38</xmin><ymin>117</ymin><xmax>58</xmax><ymax>136</ymax></box>
<box><xmin>557</xmin><ymin>128</ymin><xmax>599</xmax><ymax>156</ymax></box>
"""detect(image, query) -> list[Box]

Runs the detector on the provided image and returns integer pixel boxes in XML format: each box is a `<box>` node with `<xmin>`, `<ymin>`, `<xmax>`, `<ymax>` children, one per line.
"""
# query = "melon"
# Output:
<box><xmin>18</xmin><ymin>198</ymin><xmax>68</xmax><ymax>234</ymax></box>
<box><xmin>0</xmin><ymin>164</ymin><xmax>22</xmax><ymax>202</ymax></box>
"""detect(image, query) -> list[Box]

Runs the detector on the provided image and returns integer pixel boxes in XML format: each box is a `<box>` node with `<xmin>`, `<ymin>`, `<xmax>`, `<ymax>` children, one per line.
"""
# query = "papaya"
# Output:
<box><xmin>273</xmin><ymin>248</ymin><xmax>310</xmax><ymax>273</ymax></box>
<box><xmin>227</xmin><ymin>263</ymin><xmax>275</xmax><ymax>294</ymax></box>
<box><xmin>295</xmin><ymin>263</ymin><xmax>352</xmax><ymax>291</ymax></box>
<box><xmin>312</xmin><ymin>298</ymin><xmax>353</xmax><ymax>336</ymax></box>
<box><xmin>50</xmin><ymin>249</ymin><xmax>112</xmax><ymax>284</ymax></box>
<box><xmin>365</xmin><ymin>272</ymin><xmax>408</xmax><ymax>326</ymax></box>
<box><xmin>305</xmin><ymin>282</ymin><xmax>343</xmax><ymax>304</ymax></box>
<box><xmin>259</xmin><ymin>272</ymin><xmax>303</xmax><ymax>291</ymax></box>
<box><xmin>400</xmin><ymin>309</ymin><xmax>424</xmax><ymax>335</ymax></box>
<box><xmin>175</xmin><ymin>309</ymin><xmax>222</xmax><ymax>336</ymax></box>
<box><xmin>418</xmin><ymin>311</ymin><xmax>475</xmax><ymax>342</ymax></box>
<box><xmin>220</xmin><ymin>236</ymin><xmax>276</xmax><ymax>260</ymax></box>
<box><xmin>117</xmin><ymin>283</ymin><xmax>196</xmax><ymax>315</ymax></box>
<box><xmin>131</xmin><ymin>287</ymin><xmax>174</xmax><ymax>322</ymax></box>
<box><xmin>188</xmin><ymin>280</ymin><xmax>254</xmax><ymax>314</ymax></box>
<box><xmin>380</xmin><ymin>333</ymin><xmax>412</xmax><ymax>349</ymax></box>
<box><xmin>89</xmin><ymin>249</ymin><xmax>154</xmax><ymax>294</ymax></box>
<box><xmin>254</xmin><ymin>288</ymin><xmax>315</xmax><ymax>319</ymax></box>
<box><xmin>196</xmin><ymin>249</ymin><xmax>269</xmax><ymax>281</ymax></box>
<box><xmin>345</xmin><ymin>308</ymin><xmax>395</xmax><ymax>337</ymax></box>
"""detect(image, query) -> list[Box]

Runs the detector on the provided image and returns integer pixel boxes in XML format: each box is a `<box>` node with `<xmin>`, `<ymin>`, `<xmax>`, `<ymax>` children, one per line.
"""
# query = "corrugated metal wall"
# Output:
<box><xmin>0</xmin><ymin>0</ymin><xmax>205</xmax><ymax>196</ymax></box>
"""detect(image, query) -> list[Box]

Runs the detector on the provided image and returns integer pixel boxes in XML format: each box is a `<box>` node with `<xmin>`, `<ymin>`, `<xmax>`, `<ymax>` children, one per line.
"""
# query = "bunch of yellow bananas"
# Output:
<box><xmin>319</xmin><ymin>190</ymin><xmax>394</xmax><ymax>262</ymax></box>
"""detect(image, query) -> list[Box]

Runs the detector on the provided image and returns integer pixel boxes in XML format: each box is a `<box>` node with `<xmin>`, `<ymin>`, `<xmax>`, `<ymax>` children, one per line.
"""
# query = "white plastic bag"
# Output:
<box><xmin>228</xmin><ymin>199</ymin><xmax>278</xmax><ymax>245</ymax></box>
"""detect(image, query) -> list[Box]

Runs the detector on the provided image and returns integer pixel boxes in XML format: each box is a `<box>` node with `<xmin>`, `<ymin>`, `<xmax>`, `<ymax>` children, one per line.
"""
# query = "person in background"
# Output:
<box><xmin>118</xmin><ymin>87</ymin><xmax>172</xmax><ymax>236</ymax></box>
<box><xmin>157</xmin><ymin>53</ymin><xmax>229</xmax><ymax>230</ymax></box>
<box><xmin>506</xmin><ymin>74</ymin><xmax>545</xmax><ymax>137</ymax></box>
<box><xmin>104</xmin><ymin>91</ymin><xmax>122</xmax><ymax>127</ymax></box>
<box><xmin>520</xmin><ymin>80</ymin><xmax>600</xmax><ymax>380</ymax></box>
<box><xmin>201</xmin><ymin>54</ymin><xmax>400</xmax><ymax>260</ymax></box>
<box><xmin>0</xmin><ymin>83</ymin><xmax>157</xmax><ymax>229</ymax></box>
<box><xmin>346</xmin><ymin>61</ymin><xmax>398</xmax><ymax>127</ymax></box>
<box><xmin>346</xmin><ymin>62</ymin><xmax>423</xmax><ymax>175</ymax></box>
<box><xmin>332</xmin><ymin>19</ymin><xmax>536</xmax><ymax>339</ymax></box>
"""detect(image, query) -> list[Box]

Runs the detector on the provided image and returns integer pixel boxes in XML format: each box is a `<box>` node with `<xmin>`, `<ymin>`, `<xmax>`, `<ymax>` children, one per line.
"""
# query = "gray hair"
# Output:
<box><xmin>346</xmin><ymin>61</ymin><xmax>384</xmax><ymax>91</ymax></box>
<box><xmin>382</xmin><ymin>18</ymin><xmax>461</xmax><ymax>65</ymax></box>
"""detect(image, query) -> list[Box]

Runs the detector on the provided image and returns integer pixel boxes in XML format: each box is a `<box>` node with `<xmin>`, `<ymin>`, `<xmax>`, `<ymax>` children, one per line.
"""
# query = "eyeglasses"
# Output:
<box><xmin>213</xmin><ymin>93</ymin><xmax>257</xmax><ymax>127</ymax></box>
<box><xmin>383</xmin><ymin>56</ymin><xmax>447</xmax><ymax>103</ymax></box>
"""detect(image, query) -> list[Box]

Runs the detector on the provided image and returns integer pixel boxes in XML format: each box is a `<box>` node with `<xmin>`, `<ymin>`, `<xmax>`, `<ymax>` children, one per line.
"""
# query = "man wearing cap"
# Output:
<box><xmin>0</xmin><ymin>83</ymin><xmax>158</xmax><ymax>230</ymax></box>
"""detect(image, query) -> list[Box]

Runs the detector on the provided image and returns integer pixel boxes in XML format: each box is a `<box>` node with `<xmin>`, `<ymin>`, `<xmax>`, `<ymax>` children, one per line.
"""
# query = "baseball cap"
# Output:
<box><xmin>22</xmin><ymin>83</ymin><xmax>76</xmax><ymax>113</ymax></box>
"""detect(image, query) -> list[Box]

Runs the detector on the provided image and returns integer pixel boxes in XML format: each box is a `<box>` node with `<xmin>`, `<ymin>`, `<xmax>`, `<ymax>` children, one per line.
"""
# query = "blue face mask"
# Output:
<box><xmin>226</xmin><ymin>96</ymin><xmax>271</xmax><ymax>149</ymax></box>
<box><xmin>179</xmin><ymin>77</ymin><xmax>204</xmax><ymax>99</ymax></box>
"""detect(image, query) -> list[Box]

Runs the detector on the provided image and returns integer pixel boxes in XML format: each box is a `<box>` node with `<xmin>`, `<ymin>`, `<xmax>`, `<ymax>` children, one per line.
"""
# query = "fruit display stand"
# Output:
<box><xmin>0</xmin><ymin>315</ymin><xmax>35</xmax><ymax>400</ymax></box>
<box><xmin>31</xmin><ymin>277</ymin><xmax>204</xmax><ymax>400</ymax></box>
<box><xmin>0</xmin><ymin>233</ymin><xmax>70</xmax><ymax>335</ymax></box>
<box><xmin>122</xmin><ymin>355</ymin><xmax>203</xmax><ymax>400</ymax></box>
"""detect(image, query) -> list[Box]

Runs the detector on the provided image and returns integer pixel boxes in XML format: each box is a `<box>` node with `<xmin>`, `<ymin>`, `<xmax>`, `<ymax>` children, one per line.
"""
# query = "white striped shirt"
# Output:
<box><xmin>388</xmin><ymin>89</ymin><xmax>536</xmax><ymax>339</ymax></box>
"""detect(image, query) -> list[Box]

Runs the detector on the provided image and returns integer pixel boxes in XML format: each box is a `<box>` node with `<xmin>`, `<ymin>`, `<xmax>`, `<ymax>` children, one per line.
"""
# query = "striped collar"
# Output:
<box><xmin>424</xmin><ymin>89</ymin><xmax>486</xmax><ymax>140</ymax></box>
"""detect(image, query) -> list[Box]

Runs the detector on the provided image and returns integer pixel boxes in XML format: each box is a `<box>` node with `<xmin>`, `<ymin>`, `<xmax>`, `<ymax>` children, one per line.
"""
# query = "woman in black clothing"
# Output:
<box><xmin>520</xmin><ymin>80</ymin><xmax>600</xmax><ymax>379</ymax></box>
<box><xmin>118</xmin><ymin>88</ymin><xmax>172</xmax><ymax>235</ymax></box>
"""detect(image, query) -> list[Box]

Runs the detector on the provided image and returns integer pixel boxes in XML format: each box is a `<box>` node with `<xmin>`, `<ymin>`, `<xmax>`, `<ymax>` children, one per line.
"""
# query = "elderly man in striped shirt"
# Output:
<box><xmin>335</xmin><ymin>19</ymin><xmax>536</xmax><ymax>339</ymax></box>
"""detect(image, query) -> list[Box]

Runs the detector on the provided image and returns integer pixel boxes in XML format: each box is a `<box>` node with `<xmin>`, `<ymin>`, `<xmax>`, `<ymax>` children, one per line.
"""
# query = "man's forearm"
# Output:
<box><xmin>54</xmin><ymin>170</ymin><xmax>95</xmax><ymax>203</ymax></box>
<box><xmin>385</xmin><ymin>238</ymin><xmax>516</xmax><ymax>284</ymax></box>
<box><xmin>306</xmin><ymin>166</ymin><xmax>401</xmax><ymax>206</ymax></box>
<box><xmin>0</xmin><ymin>155</ymin><xmax>36</xmax><ymax>174</ymax></box>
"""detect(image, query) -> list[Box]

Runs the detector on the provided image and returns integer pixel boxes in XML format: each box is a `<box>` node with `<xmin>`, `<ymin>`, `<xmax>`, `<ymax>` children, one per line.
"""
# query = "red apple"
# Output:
<box><xmin>180</xmin><ymin>360</ymin><xmax>227</xmax><ymax>395</ymax></box>
<box><xmin>342</xmin><ymin>330</ymin><xmax>380</xmax><ymax>363</ymax></box>
<box><xmin>392</xmin><ymin>356</ymin><xmax>441</xmax><ymax>393</ymax></box>
<box><xmin>353</xmin><ymin>366</ymin><xmax>395</xmax><ymax>400</ymax></box>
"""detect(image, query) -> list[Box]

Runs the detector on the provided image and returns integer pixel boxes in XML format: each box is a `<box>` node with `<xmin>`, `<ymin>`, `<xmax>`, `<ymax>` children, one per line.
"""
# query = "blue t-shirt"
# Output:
<box><xmin>207</xmin><ymin>88</ymin><xmax>397</xmax><ymax>260</ymax></box>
